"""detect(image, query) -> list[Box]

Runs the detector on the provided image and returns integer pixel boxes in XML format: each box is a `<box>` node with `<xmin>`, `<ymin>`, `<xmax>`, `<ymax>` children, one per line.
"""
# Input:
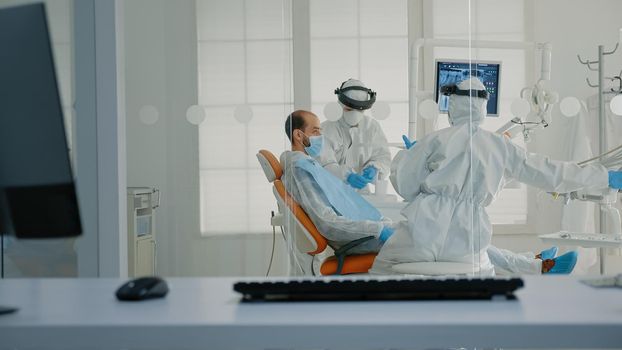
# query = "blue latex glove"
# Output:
<box><xmin>548</xmin><ymin>251</ymin><xmax>578</xmax><ymax>274</ymax></box>
<box><xmin>379</xmin><ymin>226</ymin><xmax>395</xmax><ymax>243</ymax></box>
<box><xmin>361</xmin><ymin>166</ymin><xmax>377</xmax><ymax>181</ymax></box>
<box><xmin>402</xmin><ymin>134</ymin><xmax>416</xmax><ymax>150</ymax></box>
<box><xmin>346</xmin><ymin>172</ymin><xmax>369</xmax><ymax>189</ymax></box>
<box><xmin>609</xmin><ymin>171</ymin><xmax>622</xmax><ymax>189</ymax></box>
<box><xmin>540</xmin><ymin>246</ymin><xmax>558</xmax><ymax>260</ymax></box>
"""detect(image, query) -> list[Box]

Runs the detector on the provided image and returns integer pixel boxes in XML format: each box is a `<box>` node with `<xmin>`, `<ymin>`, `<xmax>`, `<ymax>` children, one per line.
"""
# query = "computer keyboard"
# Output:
<box><xmin>234</xmin><ymin>276</ymin><xmax>524</xmax><ymax>302</ymax></box>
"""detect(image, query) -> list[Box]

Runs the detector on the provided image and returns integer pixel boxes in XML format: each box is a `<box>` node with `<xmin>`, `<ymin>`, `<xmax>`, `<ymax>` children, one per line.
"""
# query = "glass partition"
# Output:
<box><xmin>120</xmin><ymin>0</ymin><xmax>622</xmax><ymax>278</ymax></box>
<box><xmin>5</xmin><ymin>0</ymin><xmax>620</xmax><ymax>279</ymax></box>
<box><xmin>86</xmin><ymin>0</ymin><xmax>619</xmax><ymax>276</ymax></box>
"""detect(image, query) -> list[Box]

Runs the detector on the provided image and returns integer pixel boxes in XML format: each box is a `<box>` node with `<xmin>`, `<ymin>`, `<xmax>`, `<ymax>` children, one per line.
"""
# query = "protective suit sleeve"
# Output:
<box><xmin>293</xmin><ymin>167</ymin><xmax>385</xmax><ymax>242</ymax></box>
<box><xmin>362</xmin><ymin>121</ymin><xmax>391</xmax><ymax>180</ymax></box>
<box><xmin>319</xmin><ymin>141</ymin><xmax>353</xmax><ymax>181</ymax></box>
<box><xmin>504</xmin><ymin>139</ymin><xmax>609</xmax><ymax>192</ymax></box>
<box><xmin>487</xmin><ymin>245</ymin><xmax>541</xmax><ymax>275</ymax></box>
<box><xmin>390</xmin><ymin>142</ymin><xmax>431</xmax><ymax>202</ymax></box>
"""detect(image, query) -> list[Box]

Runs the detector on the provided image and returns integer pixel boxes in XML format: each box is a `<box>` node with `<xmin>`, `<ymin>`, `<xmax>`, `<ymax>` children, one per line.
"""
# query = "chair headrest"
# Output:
<box><xmin>256</xmin><ymin>149</ymin><xmax>282</xmax><ymax>183</ymax></box>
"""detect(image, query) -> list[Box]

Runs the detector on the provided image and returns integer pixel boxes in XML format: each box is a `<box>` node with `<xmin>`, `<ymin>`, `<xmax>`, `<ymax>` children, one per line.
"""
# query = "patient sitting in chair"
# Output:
<box><xmin>282</xmin><ymin>110</ymin><xmax>392</xmax><ymax>257</ymax></box>
<box><xmin>281</xmin><ymin>110</ymin><xmax>557</xmax><ymax>275</ymax></box>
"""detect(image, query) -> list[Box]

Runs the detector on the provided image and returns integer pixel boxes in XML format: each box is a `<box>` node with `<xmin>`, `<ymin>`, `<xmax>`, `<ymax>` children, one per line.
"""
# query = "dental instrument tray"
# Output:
<box><xmin>539</xmin><ymin>231</ymin><xmax>622</xmax><ymax>248</ymax></box>
<box><xmin>233</xmin><ymin>276</ymin><xmax>524</xmax><ymax>302</ymax></box>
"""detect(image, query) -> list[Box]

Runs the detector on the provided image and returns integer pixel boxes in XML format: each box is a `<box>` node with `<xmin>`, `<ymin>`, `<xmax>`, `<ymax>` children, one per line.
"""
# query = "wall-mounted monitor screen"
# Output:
<box><xmin>434</xmin><ymin>60</ymin><xmax>501</xmax><ymax>116</ymax></box>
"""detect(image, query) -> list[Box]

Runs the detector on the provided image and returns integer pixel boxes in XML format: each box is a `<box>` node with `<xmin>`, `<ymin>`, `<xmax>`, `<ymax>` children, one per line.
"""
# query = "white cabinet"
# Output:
<box><xmin>127</xmin><ymin>187</ymin><xmax>160</xmax><ymax>277</ymax></box>
<box><xmin>135</xmin><ymin>236</ymin><xmax>155</xmax><ymax>276</ymax></box>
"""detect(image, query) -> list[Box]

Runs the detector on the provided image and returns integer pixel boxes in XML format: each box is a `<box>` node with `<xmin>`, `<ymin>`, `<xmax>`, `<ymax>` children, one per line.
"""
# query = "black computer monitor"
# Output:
<box><xmin>0</xmin><ymin>3</ymin><xmax>82</xmax><ymax>239</ymax></box>
<box><xmin>434</xmin><ymin>59</ymin><xmax>501</xmax><ymax>116</ymax></box>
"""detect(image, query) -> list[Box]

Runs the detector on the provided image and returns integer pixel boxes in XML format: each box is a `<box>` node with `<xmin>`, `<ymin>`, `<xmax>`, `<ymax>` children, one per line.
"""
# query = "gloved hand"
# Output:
<box><xmin>361</xmin><ymin>166</ymin><xmax>377</xmax><ymax>181</ymax></box>
<box><xmin>402</xmin><ymin>134</ymin><xmax>416</xmax><ymax>150</ymax></box>
<box><xmin>609</xmin><ymin>171</ymin><xmax>622</xmax><ymax>189</ymax></box>
<box><xmin>379</xmin><ymin>226</ymin><xmax>395</xmax><ymax>243</ymax></box>
<box><xmin>347</xmin><ymin>172</ymin><xmax>370</xmax><ymax>189</ymax></box>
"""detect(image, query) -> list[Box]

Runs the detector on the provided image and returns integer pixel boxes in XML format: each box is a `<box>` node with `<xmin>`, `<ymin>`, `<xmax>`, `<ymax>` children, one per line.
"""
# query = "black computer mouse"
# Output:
<box><xmin>115</xmin><ymin>276</ymin><xmax>169</xmax><ymax>301</ymax></box>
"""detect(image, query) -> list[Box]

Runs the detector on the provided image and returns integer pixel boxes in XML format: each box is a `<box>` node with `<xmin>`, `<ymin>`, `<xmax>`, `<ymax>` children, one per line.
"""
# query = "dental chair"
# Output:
<box><xmin>256</xmin><ymin>150</ymin><xmax>377</xmax><ymax>275</ymax></box>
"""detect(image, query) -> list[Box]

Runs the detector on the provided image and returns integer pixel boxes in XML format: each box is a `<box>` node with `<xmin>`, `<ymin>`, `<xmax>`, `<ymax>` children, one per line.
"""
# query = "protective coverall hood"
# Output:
<box><xmin>447</xmin><ymin>77</ymin><xmax>488</xmax><ymax>127</ymax></box>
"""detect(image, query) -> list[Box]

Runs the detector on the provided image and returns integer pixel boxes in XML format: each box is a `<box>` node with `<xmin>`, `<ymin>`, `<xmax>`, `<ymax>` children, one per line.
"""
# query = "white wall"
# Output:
<box><xmin>124</xmin><ymin>0</ymin><xmax>200</xmax><ymax>276</ymax></box>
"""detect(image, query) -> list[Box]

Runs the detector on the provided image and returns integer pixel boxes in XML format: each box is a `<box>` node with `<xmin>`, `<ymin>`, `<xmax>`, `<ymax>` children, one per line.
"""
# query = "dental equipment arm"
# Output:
<box><xmin>548</xmin><ymin>145</ymin><xmax>622</xmax><ymax>236</ymax></box>
<box><xmin>496</xmin><ymin>80</ymin><xmax>558</xmax><ymax>142</ymax></box>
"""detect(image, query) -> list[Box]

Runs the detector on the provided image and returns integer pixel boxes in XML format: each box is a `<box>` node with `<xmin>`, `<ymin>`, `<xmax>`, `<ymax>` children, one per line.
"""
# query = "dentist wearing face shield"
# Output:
<box><xmin>371</xmin><ymin>77</ymin><xmax>615</xmax><ymax>275</ymax></box>
<box><xmin>319</xmin><ymin>79</ymin><xmax>391</xmax><ymax>191</ymax></box>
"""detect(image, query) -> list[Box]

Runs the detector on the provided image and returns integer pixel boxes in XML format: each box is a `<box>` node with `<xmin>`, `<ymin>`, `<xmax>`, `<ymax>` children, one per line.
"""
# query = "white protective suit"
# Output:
<box><xmin>372</xmin><ymin>78</ymin><xmax>610</xmax><ymax>275</ymax></box>
<box><xmin>319</xmin><ymin>79</ymin><xmax>391</xmax><ymax>182</ymax></box>
<box><xmin>280</xmin><ymin>150</ymin><xmax>390</xmax><ymax>255</ymax></box>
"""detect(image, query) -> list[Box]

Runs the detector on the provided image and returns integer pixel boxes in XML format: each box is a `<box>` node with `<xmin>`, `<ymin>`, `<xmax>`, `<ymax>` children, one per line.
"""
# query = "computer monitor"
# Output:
<box><xmin>0</xmin><ymin>3</ymin><xmax>82</xmax><ymax>239</ymax></box>
<box><xmin>434</xmin><ymin>59</ymin><xmax>501</xmax><ymax>116</ymax></box>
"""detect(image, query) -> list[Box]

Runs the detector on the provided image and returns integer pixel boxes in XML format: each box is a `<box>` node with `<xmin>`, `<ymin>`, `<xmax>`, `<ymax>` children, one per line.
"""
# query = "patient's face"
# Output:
<box><xmin>302</xmin><ymin>114</ymin><xmax>322</xmax><ymax>137</ymax></box>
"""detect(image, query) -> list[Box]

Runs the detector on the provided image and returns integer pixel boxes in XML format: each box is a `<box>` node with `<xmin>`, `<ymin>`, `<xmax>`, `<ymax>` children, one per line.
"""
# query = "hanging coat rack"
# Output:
<box><xmin>577</xmin><ymin>42</ymin><xmax>619</xmax><ymax>274</ymax></box>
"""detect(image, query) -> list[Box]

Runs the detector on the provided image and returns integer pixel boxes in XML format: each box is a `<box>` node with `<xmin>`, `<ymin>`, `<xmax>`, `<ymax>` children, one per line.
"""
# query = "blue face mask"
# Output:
<box><xmin>304</xmin><ymin>134</ymin><xmax>323</xmax><ymax>158</ymax></box>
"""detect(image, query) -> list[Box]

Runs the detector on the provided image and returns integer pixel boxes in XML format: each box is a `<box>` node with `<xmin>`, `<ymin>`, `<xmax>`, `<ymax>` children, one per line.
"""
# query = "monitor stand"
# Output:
<box><xmin>0</xmin><ymin>306</ymin><xmax>18</xmax><ymax>315</ymax></box>
<box><xmin>1</xmin><ymin>234</ymin><xmax>19</xmax><ymax>315</ymax></box>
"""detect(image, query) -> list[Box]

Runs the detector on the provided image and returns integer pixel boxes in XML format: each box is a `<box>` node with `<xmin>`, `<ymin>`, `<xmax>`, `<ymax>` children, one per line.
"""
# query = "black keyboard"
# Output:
<box><xmin>234</xmin><ymin>276</ymin><xmax>524</xmax><ymax>302</ymax></box>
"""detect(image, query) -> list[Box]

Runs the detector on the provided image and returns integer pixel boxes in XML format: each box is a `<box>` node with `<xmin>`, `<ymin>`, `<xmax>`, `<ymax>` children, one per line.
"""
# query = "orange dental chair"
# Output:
<box><xmin>256</xmin><ymin>149</ymin><xmax>376</xmax><ymax>275</ymax></box>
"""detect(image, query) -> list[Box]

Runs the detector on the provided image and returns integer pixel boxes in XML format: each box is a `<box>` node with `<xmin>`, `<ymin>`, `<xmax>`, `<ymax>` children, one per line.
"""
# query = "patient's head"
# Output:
<box><xmin>284</xmin><ymin>110</ymin><xmax>322</xmax><ymax>154</ymax></box>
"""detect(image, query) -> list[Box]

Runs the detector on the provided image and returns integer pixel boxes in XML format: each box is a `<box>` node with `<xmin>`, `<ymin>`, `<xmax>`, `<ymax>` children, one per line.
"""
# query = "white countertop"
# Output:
<box><xmin>0</xmin><ymin>276</ymin><xmax>621</xmax><ymax>349</ymax></box>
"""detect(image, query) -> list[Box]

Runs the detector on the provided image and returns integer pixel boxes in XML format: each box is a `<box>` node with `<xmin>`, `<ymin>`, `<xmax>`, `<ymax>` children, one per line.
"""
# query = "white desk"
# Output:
<box><xmin>0</xmin><ymin>276</ymin><xmax>621</xmax><ymax>349</ymax></box>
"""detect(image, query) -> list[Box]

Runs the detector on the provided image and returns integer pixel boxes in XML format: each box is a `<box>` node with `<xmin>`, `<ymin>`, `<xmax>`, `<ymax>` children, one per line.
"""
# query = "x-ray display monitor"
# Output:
<box><xmin>434</xmin><ymin>60</ymin><xmax>501</xmax><ymax>116</ymax></box>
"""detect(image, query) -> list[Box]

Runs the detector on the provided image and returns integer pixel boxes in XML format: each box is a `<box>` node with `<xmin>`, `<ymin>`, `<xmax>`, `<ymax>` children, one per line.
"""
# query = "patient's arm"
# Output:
<box><xmin>293</xmin><ymin>168</ymin><xmax>385</xmax><ymax>243</ymax></box>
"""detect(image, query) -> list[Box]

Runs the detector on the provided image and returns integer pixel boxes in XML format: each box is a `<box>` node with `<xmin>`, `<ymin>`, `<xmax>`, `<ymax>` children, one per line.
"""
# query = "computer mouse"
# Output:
<box><xmin>115</xmin><ymin>276</ymin><xmax>169</xmax><ymax>301</ymax></box>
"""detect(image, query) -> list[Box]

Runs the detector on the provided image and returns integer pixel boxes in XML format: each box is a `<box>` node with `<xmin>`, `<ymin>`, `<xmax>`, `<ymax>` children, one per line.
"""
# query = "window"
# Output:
<box><xmin>308</xmin><ymin>0</ymin><xmax>408</xmax><ymax>198</ymax></box>
<box><xmin>197</xmin><ymin>0</ymin><xmax>292</xmax><ymax>234</ymax></box>
<box><xmin>309</xmin><ymin>0</ymin><xmax>409</xmax><ymax>144</ymax></box>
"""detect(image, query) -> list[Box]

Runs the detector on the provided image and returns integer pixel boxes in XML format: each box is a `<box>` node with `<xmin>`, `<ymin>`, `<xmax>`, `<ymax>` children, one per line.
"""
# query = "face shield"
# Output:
<box><xmin>334</xmin><ymin>81</ymin><xmax>376</xmax><ymax>111</ymax></box>
<box><xmin>335</xmin><ymin>79</ymin><xmax>376</xmax><ymax>126</ymax></box>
